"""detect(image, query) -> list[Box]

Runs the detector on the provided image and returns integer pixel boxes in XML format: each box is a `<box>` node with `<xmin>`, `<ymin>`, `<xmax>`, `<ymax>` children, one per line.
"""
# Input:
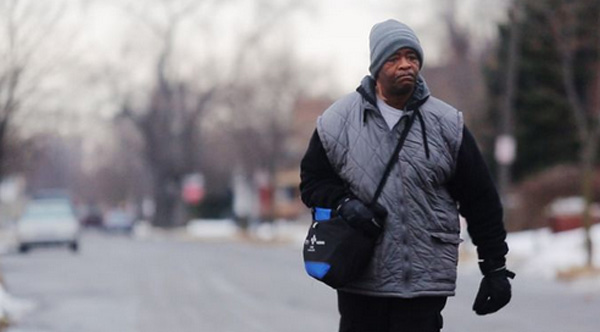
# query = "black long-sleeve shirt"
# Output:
<box><xmin>299</xmin><ymin>126</ymin><xmax>508</xmax><ymax>260</ymax></box>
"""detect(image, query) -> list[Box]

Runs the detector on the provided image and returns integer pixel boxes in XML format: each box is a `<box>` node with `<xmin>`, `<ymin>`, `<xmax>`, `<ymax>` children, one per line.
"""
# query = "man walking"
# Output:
<box><xmin>300</xmin><ymin>19</ymin><xmax>514</xmax><ymax>331</ymax></box>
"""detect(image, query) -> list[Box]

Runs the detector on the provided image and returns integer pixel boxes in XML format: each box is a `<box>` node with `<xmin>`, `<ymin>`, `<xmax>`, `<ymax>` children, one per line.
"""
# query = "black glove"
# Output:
<box><xmin>473</xmin><ymin>259</ymin><xmax>516</xmax><ymax>315</ymax></box>
<box><xmin>336</xmin><ymin>198</ymin><xmax>387</xmax><ymax>238</ymax></box>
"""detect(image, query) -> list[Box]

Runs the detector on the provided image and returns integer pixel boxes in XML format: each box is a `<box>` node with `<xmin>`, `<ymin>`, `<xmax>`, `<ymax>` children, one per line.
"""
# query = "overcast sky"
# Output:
<box><xmin>6</xmin><ymin>0</ymin><xmax>511</xmax><ymax>135</ymax></box>
<box><xmin>291</xmin><ymin>0</ymin><xmax>510</xmax><ymax>91</ymax></box>
<box><xmin>72</xmin><ymin>0</ymin><xmax>510</xmax><ymax>93</ymax></box>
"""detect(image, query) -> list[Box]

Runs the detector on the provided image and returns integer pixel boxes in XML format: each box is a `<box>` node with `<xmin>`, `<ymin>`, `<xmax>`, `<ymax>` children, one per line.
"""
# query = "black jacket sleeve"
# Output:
<box><xmin>299</xmin><ymin>129</ymin><xmax>349</xmax><ymax>209</ymax></box>
<box><xmin>447</xmin><ymin>126</ymin><xmax>509</xmax><ymax>261</ymax></box>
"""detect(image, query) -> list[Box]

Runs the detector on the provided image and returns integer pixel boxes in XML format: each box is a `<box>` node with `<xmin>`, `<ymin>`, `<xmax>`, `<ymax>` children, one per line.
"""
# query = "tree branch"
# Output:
<box><xmin>545</xmin><ymin>4</ymin><xmax>589</xmax><ymax>142</ymax></box>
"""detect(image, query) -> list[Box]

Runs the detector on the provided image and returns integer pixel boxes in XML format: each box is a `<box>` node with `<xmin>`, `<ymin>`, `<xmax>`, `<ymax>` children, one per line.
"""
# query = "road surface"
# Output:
<box><xmin>1</xmin><ymin>231</ymin><xmax>599</xmax><ymax>331</ymax></box>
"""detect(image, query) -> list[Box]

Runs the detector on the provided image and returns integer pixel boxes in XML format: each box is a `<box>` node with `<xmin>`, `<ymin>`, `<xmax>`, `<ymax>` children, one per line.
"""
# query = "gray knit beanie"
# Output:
<box><xmin>369</xmin><ymin>19</ymin><xmax>424</xmax><ymax>78</ymax></box>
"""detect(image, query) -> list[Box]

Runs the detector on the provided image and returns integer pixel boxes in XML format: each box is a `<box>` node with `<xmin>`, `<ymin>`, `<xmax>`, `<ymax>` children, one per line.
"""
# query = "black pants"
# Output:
<box><xmin>337</xmin><ymin>291</ymin><xmax>447</xmax><ymax>332</ymax></box>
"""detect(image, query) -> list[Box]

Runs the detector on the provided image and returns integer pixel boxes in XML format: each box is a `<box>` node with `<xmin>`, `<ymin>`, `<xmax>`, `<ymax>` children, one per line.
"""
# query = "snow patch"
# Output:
<box><xmin>460</xmin><ymin>224</ymin><xmax>600</xmax><ymax>290</ymax></box>
<box><xmin>0</xmin><ymin>283</ymin><xmax>36</xmax><ymax>324</ymax></box>
<box><xmin>186</xmin><ymin>219</ymin><xmax>239</xmax><ymax>239</ymax></box>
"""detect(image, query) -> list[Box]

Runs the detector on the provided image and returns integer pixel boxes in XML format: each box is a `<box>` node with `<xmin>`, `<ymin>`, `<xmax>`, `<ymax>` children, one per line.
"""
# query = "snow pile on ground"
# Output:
<box><xmin>186</xmin><ymin>219</ymin><xmax>239</xmax><ymax>240</ymax></box>
<box><xmin>249</xmin><ymin>220</ymin><xmax>310</xmax><ymax>243</ymax></box>
<box><xmin>509</xmin><ymin>225</ymin><xmax>600</xmax><ymax>291</ymax></box>
<box><xmin>185</xmin><ymin>218</ymin><xmax>311</xmax><ymax>243</ymax></box>
<box><xmin>458</xmin><ymin>223</ymin><xmax>600</xmax><ymax>291</ymax></box>
<box><xmin>505</xmin><ymin>226</ymin><xmax>600</xmax><ymax>278</ymax></box>
<box><xmin>0</xmin><ymin>283</ymin><xmax>35</xmax><ymax>326</ymax></box>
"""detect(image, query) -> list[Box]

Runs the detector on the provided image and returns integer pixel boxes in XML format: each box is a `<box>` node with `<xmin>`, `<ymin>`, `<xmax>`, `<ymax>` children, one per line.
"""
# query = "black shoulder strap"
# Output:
<box><xmin>370</xmin><ymin>110</ymin><xmax>418</xmax><ymax>206</ymax></box>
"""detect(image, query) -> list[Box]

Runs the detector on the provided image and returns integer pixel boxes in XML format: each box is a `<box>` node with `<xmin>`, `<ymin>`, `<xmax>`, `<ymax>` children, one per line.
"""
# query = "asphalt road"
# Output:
<box><xmin>1</xmin><ymin>231</ymin><xmax>599</xmax><ymax>332</ymax></box>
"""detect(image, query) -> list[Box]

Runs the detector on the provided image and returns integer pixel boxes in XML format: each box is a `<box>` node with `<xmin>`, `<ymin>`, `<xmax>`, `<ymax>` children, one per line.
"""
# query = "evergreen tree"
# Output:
<box><xmin>487</xmin><ymin>0</ymin><xmax>600</xmax><ymax>265</ymax></box>
<box><xmin>485</xmin><ymin>1</ymin><xmax>583</xmax><ymax>181</ymax></box>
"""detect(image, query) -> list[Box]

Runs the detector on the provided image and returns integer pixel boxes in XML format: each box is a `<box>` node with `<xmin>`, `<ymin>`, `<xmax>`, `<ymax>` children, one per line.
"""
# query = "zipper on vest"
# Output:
<box><xmin>398</xmin><ymin>210</ymin><xmax>411</xmax><ymax>284</ymax></box>
<box><xmin>402</xmin><ymin>237</ymin><xmax>411</xmax><ymax>284</ymax></box>
<box><xmin>398</xmin><ymin>168</ymin><xmax>412</xmax><ymax>284</ymax></box>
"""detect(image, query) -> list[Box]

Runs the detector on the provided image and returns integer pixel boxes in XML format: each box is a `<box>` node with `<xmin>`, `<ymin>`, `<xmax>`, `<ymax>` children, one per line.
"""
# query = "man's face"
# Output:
<box><xmin>376</xmin><ymin>48</ymin><xmax>420</xmax><ymax>98</ymax></box>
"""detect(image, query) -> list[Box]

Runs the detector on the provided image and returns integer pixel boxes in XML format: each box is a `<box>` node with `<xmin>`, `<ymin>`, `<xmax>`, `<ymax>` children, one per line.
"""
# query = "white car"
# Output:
<box><xmin>16</xmin><ymin>198</ymin><xmax>80</xmax><ymax>253</ymax></box>
<box><xmin>103</xmin><ymin>208</ymin><xmax>135</xmax><ymax>234</ymax></box>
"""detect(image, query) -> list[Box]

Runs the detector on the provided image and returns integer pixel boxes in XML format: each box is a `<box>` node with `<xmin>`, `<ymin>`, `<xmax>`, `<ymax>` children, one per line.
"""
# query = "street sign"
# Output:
<box><xmin>182</xmin><ymin>173</ymin><xmax>205</xmax><ymax>204</ymax></box>
<box><xmin>495</xmin><ymin>135</ymin><xmax>516</xmax><ymax>165</ymax></box>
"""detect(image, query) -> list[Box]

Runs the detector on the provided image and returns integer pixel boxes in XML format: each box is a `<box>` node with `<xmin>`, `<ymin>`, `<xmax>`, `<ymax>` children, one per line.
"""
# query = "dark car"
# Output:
<box><xmin>81</xmin><ymin>206</ymin><xmax>104</xmax><ymax>228</ymax></box>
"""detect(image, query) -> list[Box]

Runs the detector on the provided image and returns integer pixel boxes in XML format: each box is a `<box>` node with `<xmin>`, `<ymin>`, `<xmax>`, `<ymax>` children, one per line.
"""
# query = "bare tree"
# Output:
<box><xmin>216</xmin><ymin>0</ymin><xmax>312</xmax><ymax>223</ymax></box>
<box><xmin>538</xmin><ymin>0</ymin><xmax>600</xmax><ymax>267</ymax></box>
<box><xmin>425</xmin><ymin>0</ymin><xmax>522</xmax><ymax>206</ymax></box>
<box><xmin>23</xmin><ymin>134</ymin><xmax>82</xmax><ymax>193</ymax></box>
<box><xmin>0</xmin><ymin>0</ymin><xmax>71</xmax><ymax>181</ymax></box>
<box><xmin>106</xmin><ymin>0</ymin><xmax>311</xmax><ymax>227</ymax></box>
<box><xmin>420</xmin><ymin>0</ymin><xmax>496</xmax><ymax>136</ymax></box>
<box><xmin>111</xmin><ymin>0</ymin><xmax>216</xmax><ymax>227</ymax></box>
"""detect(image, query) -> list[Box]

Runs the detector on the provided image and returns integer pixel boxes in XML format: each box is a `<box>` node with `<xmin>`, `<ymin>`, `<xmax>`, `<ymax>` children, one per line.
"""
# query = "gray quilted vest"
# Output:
<box><xmin>316</xmin><ymin>76</ymin><xmax>464</xmax><ymax>297</ymax></box>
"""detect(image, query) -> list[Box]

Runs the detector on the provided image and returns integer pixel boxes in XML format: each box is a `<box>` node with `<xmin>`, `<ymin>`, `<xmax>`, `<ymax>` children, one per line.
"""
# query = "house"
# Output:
<box><xmin>271</xmin><ymin>97</ymin><xmax>333</xmax><ymax>221</ymax></box>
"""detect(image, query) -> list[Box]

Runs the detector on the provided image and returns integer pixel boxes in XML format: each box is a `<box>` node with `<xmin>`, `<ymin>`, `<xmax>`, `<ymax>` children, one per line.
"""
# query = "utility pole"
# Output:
<box><xmin>496</xmin><ymin>0</ymin><xmax>522</xmax><ymax>204</ymax></box>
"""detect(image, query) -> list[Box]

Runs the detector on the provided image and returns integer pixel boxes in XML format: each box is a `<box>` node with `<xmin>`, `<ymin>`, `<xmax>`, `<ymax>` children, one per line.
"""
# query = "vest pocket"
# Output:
<box><xmin>429</xmin><ymin>232</ymin><xmax>462</xmax><ymax>282</ymax></box>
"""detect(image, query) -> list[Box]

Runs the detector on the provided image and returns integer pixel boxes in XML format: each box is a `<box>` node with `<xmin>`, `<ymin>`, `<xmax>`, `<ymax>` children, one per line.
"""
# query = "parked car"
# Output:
<box><xmin>16</xmin><ymin>198</ymin><xmax>81</xmax><ymax>253</ymax></box>
<box><xmin>80</xmin><ymin>205</ymin><xmax>104</xmax><ymax>228</ymax></box>
<box><xmin>103</xmin><ymin>208</ymin><xmax>135</xmax><ymax>234</ymax></box>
